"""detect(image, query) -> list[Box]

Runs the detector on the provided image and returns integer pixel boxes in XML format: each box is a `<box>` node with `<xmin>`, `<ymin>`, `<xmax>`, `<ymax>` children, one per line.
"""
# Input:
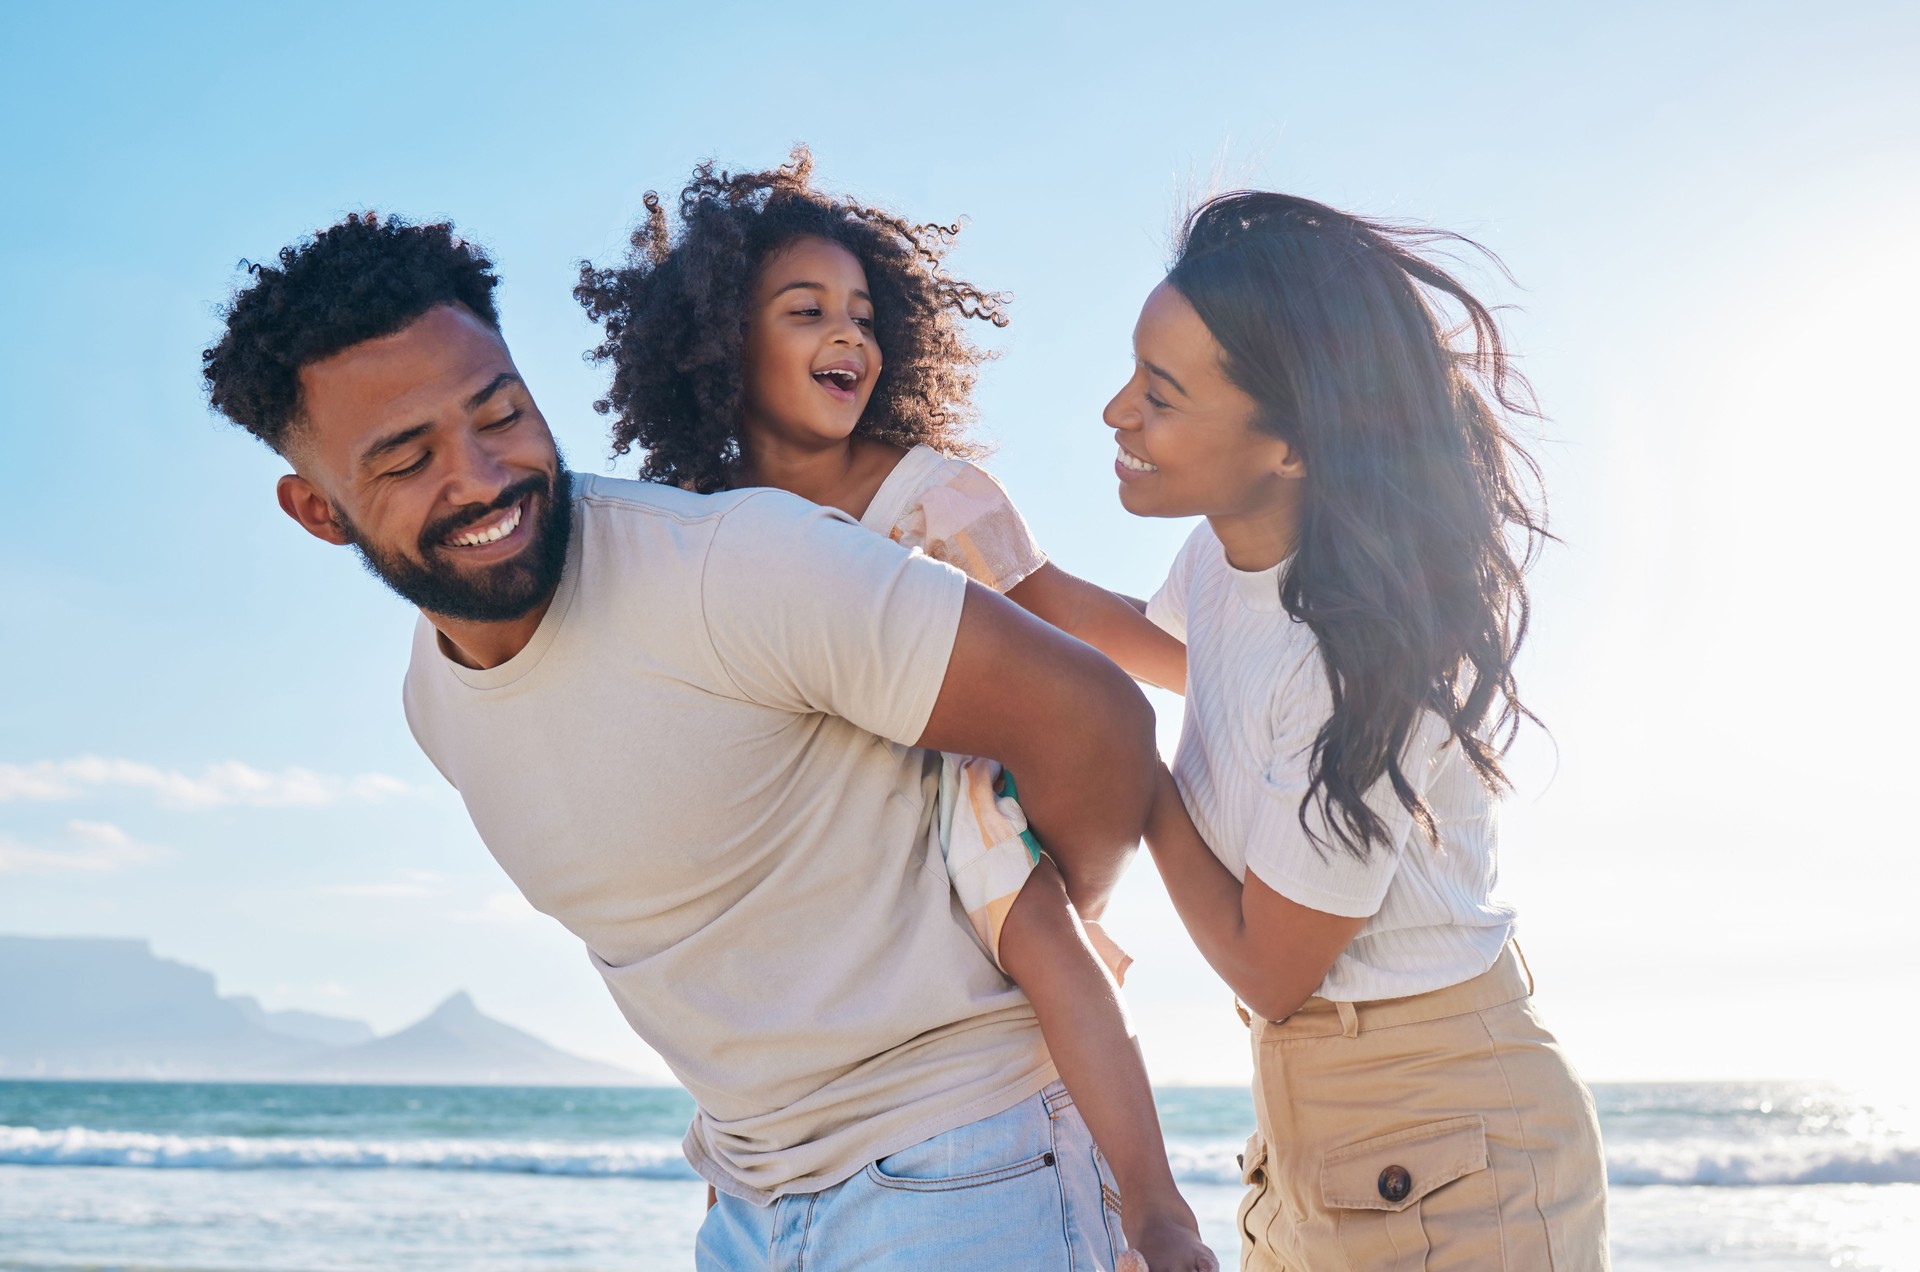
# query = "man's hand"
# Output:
<box><xmin>916</xmin><ymin>581</ymin><xmax>1156</xmax><ymax>915</ymax></box>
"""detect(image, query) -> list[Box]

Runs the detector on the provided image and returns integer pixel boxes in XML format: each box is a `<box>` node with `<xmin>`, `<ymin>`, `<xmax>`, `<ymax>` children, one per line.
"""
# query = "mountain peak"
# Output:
<box><xmin>429</xmin><ymin>990</ymin><xmax>481</xmax><ymax>1020</ymax></box>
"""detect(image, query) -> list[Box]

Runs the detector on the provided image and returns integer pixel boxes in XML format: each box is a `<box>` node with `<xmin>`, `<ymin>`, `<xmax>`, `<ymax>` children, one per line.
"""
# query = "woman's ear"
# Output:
<box><xmin>1271</xmin><ymin>437</ymin><xmax>1307</xmax><ymax>481</ymax></box>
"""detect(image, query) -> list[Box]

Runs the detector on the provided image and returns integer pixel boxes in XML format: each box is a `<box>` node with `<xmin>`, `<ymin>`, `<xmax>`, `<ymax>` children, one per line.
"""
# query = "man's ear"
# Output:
<box><xmin>276</xmin><ymin>473</ymin><xmax>352</xmax><ymax>546</ymax></box>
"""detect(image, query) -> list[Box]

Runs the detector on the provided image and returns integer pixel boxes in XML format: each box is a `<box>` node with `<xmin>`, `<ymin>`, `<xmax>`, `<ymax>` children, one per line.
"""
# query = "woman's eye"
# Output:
<box><xmin>1144</xmin><ymin>393</ymin><xmax>1171</xmax><ymax>411</ymax></box>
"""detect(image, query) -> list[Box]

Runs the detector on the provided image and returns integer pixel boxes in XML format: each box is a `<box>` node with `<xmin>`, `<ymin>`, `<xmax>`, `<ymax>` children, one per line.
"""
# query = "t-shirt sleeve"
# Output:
<box><xmin>1241</xmin><ymin>649</ymin><xmax>1431</xmax><ymax>919</ymax></box>
<box><xmin>1145</xmin><ymin>524</ymin><xmax>1206</xmax><ymax>642</ymax></box>
<box><xmin>886</xmin><ymin>460</ymin><xmax>1046</xmax><ymax>594</ymax></box>
<box><xmin>700</xmin><ymin>489</ymin><xmax>969</xmax><ymax>746</ymax></box>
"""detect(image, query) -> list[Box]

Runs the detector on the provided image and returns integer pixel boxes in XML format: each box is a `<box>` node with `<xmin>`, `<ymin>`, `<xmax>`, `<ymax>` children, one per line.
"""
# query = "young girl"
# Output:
<box><xmin>576</xmin><ymin>150</ymin><xmax>1208</xmax><ymax>1272</ymax></box>
<box><xmin>1111</xmin><ymin>192</ymin><xmax>1610</xmax><ymax>1269</ymax></box>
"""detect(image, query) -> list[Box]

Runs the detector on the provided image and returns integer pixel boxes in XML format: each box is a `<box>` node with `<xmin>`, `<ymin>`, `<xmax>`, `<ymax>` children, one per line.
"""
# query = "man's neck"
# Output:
<box><xmin>429</xmin><ymin>592</ymin><xmax>557</xmax><ymax>671</ymax></box>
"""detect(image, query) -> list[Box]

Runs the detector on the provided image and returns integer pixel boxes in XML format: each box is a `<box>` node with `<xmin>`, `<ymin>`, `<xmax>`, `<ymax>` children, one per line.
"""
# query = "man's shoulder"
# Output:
<box><xmin>575</xmin><ymin>474</ymin><xmax>843</xmax><ymax>537</ymax></box>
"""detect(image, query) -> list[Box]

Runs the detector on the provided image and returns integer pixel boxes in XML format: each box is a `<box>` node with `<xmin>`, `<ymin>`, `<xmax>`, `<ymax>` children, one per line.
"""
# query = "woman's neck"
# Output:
<box><xmin>1207</xmin><ymin>481</ymin><xmax>1303</xmax><ymax>573</ymax></box>
<box><xmin>738</xmin><ymin>430</ymin><xmax>905</xmax><ymax>522</ymax></box>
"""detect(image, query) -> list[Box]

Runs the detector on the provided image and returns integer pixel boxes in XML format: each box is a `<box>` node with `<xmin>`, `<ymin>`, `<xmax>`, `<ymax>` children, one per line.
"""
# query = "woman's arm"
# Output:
<box><xmin>1143</xmin><ymin>765</ymin><xmax>1366</xmax><ymax>1022</ymax></box>
<box><xmin>1008</xmin><ymin>563</ymin><xmax>1187</xmax><ymax>694</ymax></box>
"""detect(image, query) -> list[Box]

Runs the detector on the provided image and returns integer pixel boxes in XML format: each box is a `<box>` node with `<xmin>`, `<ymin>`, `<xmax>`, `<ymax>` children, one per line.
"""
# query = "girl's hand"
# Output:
<box><xmin>1123</xmin><ymin>1202</ymin><xmax>1219</xmax><ymax>1272</ymax></box>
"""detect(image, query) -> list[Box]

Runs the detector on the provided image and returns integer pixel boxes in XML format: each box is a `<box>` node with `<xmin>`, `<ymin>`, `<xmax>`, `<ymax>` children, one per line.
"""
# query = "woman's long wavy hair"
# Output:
<box><xmin>1168</xmin><ymin>192</ymin><xmax>1549</xmax><ymax>858</ymax></box>
<box><xmin>575</xmin><ymin>147</ymin><xmax>1007</xmax><ymax>492</ymax></box>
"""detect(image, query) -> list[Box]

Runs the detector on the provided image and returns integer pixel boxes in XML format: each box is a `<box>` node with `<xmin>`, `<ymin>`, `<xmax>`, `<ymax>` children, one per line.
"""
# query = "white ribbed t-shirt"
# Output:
<box><xmin>1148</xmin><ymin>523</ymin><xmax>1515</xmax><ymax>1003</ymax></box>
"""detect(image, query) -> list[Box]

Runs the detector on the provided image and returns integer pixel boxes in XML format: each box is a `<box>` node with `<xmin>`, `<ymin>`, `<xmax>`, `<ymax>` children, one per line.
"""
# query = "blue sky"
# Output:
<box><xmin>2</xmin><ymin>1</ymin><xmax>1916</xmax><ymax>1085</ymax></box>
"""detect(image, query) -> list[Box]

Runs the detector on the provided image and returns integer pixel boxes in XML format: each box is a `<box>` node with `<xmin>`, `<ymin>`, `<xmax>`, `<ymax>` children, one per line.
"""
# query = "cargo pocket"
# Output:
<box><xmin>1319</xmin><ymin>1115</ymin><xmax>1495</xmax><ymax>1272</ymax></box>
<box><xmin>1235</xmin><ymin>1131</ymin><xmax>1280</xmax><ymax>1272</ymax></box>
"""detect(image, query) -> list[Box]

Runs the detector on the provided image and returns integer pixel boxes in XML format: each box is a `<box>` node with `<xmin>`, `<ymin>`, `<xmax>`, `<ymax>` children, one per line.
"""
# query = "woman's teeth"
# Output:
<box><xmin>447</xmin><ymin>500</ymin><xmax>523</xmax><ymax>547</ymax></box>
<box><xmin>1117</xmin><ymin>446</ymin><xmax>1158</xmax><ymax>473</ymax></box>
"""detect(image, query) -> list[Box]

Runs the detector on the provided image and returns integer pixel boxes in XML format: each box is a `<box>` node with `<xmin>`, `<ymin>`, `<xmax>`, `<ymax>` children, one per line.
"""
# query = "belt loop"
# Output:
<box><xmin>1336</xmin><ymin>999</ymin><xmax>1360</xmax><ymax>1039</ymax></box>
<box><xmin>1511</xmin><ymin>940</ymin><xmax>1536</xmax><ymax>996</ymax></box>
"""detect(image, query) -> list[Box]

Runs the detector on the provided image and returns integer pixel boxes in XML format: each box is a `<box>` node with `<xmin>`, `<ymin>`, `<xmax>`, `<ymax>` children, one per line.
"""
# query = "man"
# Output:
<box><xmin>203</xmin><ymin>212</ymin><xmax>1158</xmax><ymax>1269</ymax></box>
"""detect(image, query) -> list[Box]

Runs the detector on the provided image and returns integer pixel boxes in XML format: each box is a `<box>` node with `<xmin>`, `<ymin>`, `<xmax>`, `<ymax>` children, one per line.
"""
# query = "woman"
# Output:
<box><xmin>1110</xmin><ymin>192</ymin><xmax>1608</xmax><ymax>1269</ymax></box>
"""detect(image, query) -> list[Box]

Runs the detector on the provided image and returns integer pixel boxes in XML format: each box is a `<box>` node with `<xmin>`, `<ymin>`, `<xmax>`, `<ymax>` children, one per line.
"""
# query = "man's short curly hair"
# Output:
<box><xmin>203</xmin><ymin>212</ymin><xmax>501</xmax><ymax>454</ymax></box>
<box><xmin>575</xmin><ymin>147</ymin><xmax>1008</xmax><ymax>493</ymax></box>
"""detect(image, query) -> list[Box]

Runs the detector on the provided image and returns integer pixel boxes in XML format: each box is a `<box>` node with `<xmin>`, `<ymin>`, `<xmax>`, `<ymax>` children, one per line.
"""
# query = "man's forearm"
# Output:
<box><xmin>1007</xmin><ymin>641</ymin><xmax>1155</xmax><ymax>913</ymax></box>
<box><xmin>917</xmin><ymin>583</ymin><xmax>1157</xmax><ymax>914</ymax></box>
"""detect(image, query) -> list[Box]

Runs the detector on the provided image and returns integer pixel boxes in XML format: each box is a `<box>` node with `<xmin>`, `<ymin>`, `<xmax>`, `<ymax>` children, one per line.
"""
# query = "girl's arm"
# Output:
<box><xmin>999</xmin><ymin>857</ymin><xmax>1215</xmax><ymax>1272</ymax></box>
<box><xmin>1143</xmin><ymin>765</ymin><xmax>1366</xmax><ymax>1023</ymax></box>
<box><xmin>1008</xmin><ymin>563</ymin><xmax>1187</xmax><ymax>694</ymax></box>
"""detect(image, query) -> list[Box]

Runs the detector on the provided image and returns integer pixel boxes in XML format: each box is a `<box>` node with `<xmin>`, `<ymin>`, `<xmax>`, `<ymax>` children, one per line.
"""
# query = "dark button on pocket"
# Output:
<box><xmin>1377</xmin><ymin>1164</ymin><xmax>1412</xmax><ymax>1202</ymax></box>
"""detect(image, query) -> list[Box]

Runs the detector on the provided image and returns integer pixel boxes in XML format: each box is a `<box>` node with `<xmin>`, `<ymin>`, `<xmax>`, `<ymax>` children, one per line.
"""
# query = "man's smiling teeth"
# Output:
<box><xmin>1117</xmin><ymin>445</ymin><xmax>1158</xmax><ymax>473</ymax></box>
<box><xmin>446</xmin><ymin>500</ymin><xmax>523</xmax><ymax>547</ymax></box>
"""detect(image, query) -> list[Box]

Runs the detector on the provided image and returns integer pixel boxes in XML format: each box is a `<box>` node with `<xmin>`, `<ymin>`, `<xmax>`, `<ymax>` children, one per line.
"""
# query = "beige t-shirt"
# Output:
<box><xmin>402</xmin><ymin>475</ymin><xmax>1054</xmax><ymax>1203</ymax></box>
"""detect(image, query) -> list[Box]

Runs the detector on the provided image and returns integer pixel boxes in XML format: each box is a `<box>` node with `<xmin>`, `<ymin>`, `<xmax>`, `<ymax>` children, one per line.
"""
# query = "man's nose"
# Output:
<box><xmin>442</xmin><ymin>429</ymin><xmax>514</xmax><ymax>505</ymax></box>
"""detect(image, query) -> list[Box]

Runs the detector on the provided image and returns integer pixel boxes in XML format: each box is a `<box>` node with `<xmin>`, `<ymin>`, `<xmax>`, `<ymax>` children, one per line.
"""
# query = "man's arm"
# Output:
<box><xmin>916</xmin><ymin>582</ymin><xmax>1157</xmax><ymax>915</ymax></box>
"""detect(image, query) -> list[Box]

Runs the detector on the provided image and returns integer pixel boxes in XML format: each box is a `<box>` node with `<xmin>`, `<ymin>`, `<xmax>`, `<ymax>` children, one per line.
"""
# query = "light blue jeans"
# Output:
<box><xmin>695</xmin><ymin>1081</ymin><xmax>1126</xmax><ymax>1271</ymax></box>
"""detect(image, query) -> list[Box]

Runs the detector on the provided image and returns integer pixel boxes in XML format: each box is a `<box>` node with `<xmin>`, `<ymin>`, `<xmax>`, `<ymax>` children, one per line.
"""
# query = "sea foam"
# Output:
<box><xmin>6</xmin><ymin>1124</ymin><xmax>1919</xmax><ymax>1188</ymax></box>
<box><xmin>0</xmin><ymin>1125</ymin><xmax>699</xmax><ymax>1179</ymax></box>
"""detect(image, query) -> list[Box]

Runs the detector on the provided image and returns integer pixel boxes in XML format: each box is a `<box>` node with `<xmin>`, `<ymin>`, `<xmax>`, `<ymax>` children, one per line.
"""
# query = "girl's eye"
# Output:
<box><xmin>792</xmin><ymin>307</ymin><xmax>822</xmax><ymax>317</ymax></box>
<box><xmin>853</xmin><ymin>316</ymin><xmax>873</xmax><ymax>328</ymax></box>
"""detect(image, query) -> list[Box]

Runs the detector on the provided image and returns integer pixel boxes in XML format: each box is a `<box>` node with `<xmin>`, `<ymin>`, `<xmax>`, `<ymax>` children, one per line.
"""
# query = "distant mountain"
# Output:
<box><xmin>0</xmin><ymin>935</ymin><xmax>639</xmax><ymax>1085</ymax></box>
<box><xmin>282</xmin><ymin>992</ymin><xmax>636</xmax><ymax>1086</ymax></box>
<box><xmin>228</xmin><ymin>995</ymin><xmax>376</xmax><ymax>1048</ymax></box>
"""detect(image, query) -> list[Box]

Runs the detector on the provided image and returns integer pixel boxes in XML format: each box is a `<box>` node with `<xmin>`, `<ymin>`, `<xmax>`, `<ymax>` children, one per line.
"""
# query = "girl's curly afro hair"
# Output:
<box><xmin>575</xmin><ymin>147</ymin><xmax>1008</xmax><ymax>493</ymax></box>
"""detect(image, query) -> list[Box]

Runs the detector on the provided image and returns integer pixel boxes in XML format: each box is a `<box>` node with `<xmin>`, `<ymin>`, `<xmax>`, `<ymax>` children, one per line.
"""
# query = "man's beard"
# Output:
<box><xmin>336</xmin><ymin>466</ymin><xmax>574</xmax><ymax>623</ymax></box>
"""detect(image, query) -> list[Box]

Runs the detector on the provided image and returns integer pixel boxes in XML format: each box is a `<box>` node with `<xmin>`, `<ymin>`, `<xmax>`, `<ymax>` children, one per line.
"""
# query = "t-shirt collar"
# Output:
<box><xmin>1223</xmin><ymin>551</ymin><xmax>1289</xmax><ymax>612</ymax></box>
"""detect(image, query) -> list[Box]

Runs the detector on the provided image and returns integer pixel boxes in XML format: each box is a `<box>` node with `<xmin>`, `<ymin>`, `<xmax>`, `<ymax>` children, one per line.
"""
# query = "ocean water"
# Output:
<box><xmin>0</xmin><ymin>1080</ymin><xmax>1914</xmax><ymax>1270</ymax></box>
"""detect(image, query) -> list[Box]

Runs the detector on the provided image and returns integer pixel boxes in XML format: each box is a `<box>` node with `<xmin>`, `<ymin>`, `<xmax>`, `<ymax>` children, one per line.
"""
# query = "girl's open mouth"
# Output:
<box><xmin>812</xmin><ymin>363</ymin><xmax>862</xmax><ymax>403</ymax></box>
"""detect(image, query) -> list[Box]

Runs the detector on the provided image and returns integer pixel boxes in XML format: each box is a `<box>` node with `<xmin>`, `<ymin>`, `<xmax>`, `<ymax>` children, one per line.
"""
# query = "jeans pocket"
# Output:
<box><xmin>1319</xmin><ymin>1115</ymin><xmax>1496</xmax><ymax>1272</ymax></box>
<box><xmin>1092</xmin><ymin>1144</ymin><xmax>1127</xmax><ymax>1255</ymax></box>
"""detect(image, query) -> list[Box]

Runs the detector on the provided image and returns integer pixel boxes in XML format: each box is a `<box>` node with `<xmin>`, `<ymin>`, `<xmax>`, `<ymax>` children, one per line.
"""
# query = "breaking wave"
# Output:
<box><xmin>6</xmin><ymin>1125</ymin><xmax>1919</xmax><ymax>1188</ymax></box>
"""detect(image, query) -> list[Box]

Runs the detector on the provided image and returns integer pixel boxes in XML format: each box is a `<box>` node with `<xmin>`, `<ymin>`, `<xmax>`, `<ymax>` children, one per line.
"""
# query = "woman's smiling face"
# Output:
<box><xmin>1103</xmin><ymin>280</ymin><xmax>1301</xmax><ymax>526</ymax></box>
<box><xmin>741</xmin><ymin>235</ymin><xmax>881</xmax><ymax>451</ymax></box>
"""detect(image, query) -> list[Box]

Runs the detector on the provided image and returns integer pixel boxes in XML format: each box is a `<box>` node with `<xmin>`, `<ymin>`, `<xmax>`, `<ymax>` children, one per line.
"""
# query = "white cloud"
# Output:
<box><xmin>452</xmin><ymin>890</ymin><xmax>542</xmax><ymax>923</ymax></box>
<box><xmin>0</xmin><ymin>820</ymin><xmax>163</xmax><ymax>875</ymax></box>
<box><xmin>317</xmin><ymin>870</ymin><xmax>447</xmax><ymax>899</ymax></box>
<box><xmin>0</xmin><ymin>756</ymin><xmax>412</xmax><ymax>810</ymax></box>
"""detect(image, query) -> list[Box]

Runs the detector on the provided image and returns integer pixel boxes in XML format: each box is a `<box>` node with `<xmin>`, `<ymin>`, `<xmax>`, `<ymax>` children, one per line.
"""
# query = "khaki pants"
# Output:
<box><xmin>1237</xmin><ymin>946</ymin><xmax>1609</xmax><ymax>1271</ymax></box>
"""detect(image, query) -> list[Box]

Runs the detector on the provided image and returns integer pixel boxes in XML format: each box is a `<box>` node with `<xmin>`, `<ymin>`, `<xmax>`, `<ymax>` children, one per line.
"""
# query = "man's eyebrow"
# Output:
<box><xmin>1143</xmin><ymin>361</ymin><xmax>1190</xmax><ymax>398</ymax></box>
<box><xmin>464</xmin><ymin>371</ymin><xmax>523</xmax><ymax>411</ymax></box>
<box><xmin>358</xmin><ymin>422</ymin><xmax>433</xmax><ymax>469</ymax></box>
